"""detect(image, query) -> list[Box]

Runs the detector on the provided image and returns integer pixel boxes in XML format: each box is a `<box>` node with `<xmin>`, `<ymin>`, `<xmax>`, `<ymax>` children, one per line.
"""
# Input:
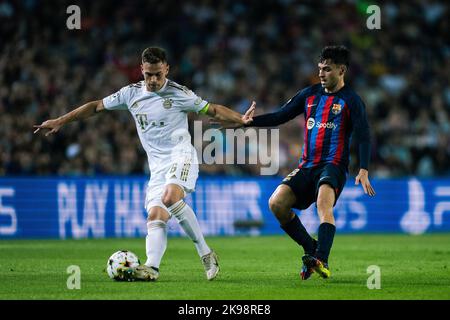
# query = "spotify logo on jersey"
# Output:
<box><xmin>307</xmin><ymin>118</ymin><xmax>315</xmax><ymax>130</ymax></box>
<box><xmin>306</xmin><ymin>118</ymin><xmax>337</xmax><ymax>130</ymax></box>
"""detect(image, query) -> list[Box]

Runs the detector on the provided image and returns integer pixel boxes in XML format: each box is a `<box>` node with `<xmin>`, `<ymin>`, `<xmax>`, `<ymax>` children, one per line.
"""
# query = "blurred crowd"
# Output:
<box><xmin>1</xmin><ymin>0</ymin><xmax>449</xmax><ymax>178</ymax></box>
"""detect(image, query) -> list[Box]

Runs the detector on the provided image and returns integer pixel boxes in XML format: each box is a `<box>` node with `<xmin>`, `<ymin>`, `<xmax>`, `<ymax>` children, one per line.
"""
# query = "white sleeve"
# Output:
<box><xmin>176</xmin><ymin>88</ymin><xmax>209</xmax><ymax>113</ymax></box>
<box><xmin>102</xmin><ymin>86</ymin><xmax>129</xmax><ymax>110</ymax></box>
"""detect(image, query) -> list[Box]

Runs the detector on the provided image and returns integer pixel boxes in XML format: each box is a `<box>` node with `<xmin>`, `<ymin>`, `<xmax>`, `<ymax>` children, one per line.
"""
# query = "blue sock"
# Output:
<box><xmin>281</xmin><ymin>214</ymin><xmax>315</xmax><ymax>254</ymax></box>
<box><xmin>315</xmin><ymin>223</ymin><xmax>336</xmax><ymax>263</ymax></box>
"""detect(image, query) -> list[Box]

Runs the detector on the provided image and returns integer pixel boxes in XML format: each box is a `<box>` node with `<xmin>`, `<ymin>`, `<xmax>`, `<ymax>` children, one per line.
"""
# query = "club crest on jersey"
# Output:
<box><xmin>332</xmin><ymin>103</ymin><xmax>342</xmax><ymax>115</ymax></box>
<box><xmin>163</xmin><ymin>98</ymin><xmax>173</xmax><ymax>109</ymax></box>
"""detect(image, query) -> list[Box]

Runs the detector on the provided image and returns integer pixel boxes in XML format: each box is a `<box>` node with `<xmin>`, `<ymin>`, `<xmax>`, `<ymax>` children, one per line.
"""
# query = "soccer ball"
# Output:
<box><xmin>106</xmin><ymin>250</ymin><xmax>140</xmax><ymax>280</ymax></box>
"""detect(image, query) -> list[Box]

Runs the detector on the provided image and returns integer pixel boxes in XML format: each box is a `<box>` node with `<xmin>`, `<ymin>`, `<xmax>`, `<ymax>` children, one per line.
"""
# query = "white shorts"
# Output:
<box><xmin>144</xmin><ymin>153</ymin><xmax>199</xmax><ymax>215</ymax></box>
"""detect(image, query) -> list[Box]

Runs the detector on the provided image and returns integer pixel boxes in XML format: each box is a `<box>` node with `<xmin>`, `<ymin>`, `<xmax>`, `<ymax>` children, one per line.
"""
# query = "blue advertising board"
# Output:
<box><xmin>1</xmin><ymin>177</ymin><xmax>450</xmax><ymax>239</ymax></box>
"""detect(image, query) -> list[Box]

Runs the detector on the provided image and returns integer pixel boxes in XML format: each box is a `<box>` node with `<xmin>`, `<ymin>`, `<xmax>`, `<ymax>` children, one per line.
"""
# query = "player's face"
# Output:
<box><xmin>318</xmin><ymin>60</ymin><xmax>344</xmax><ymax>90</ymax></box>
<box><xmin>142</xmin><ymin>62</ymin><xmax>169</xmax><ymax>92</ymax></box>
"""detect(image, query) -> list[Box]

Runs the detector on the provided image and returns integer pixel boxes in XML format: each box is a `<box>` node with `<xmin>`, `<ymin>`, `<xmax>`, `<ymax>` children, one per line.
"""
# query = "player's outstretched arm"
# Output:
<box><xmin>33</xmin><ymin>100</ymin><xmax>105</xmax><ymax>136</ymax></box>
<box><xmin>355</xmin><ymin>168</ymin><xmax>376</xmax><ymax>196</ymax></box>
<box><xmin>204</xmin><ymin>101</ymin><xmax>255</xmax><ymax>128</ymax></box>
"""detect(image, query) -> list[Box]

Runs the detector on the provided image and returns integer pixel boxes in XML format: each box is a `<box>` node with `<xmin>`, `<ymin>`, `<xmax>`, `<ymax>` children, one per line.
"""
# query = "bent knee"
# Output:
<box><xmin>162</xmin><ymin>190</ymin><xmax>184</xmax><ymax>207</ymax></box>
<box><xmin>147</xmin><ymin>207</ymin><xmax>170</xmax><ymax>222</ymax></box>
<box><xmin>161</xmin><ymin>185</ymin><xmax>184</xmax><ymax>208</ymax></box>
<box><xmin>269</xmin><ymin>195</ymin><xmax>288</xmax><ymax>214</ymax></box>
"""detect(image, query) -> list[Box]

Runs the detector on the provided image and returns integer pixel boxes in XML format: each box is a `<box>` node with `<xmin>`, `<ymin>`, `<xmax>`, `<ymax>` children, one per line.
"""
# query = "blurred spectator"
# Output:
<box><xmin>0</xmin><ymin>0</ymin><xmax>448</xmax><ymax>178</ymax></box>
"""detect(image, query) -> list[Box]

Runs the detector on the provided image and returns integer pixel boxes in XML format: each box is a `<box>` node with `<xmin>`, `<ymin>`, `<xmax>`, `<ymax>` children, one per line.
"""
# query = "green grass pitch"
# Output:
<box><xmin>1</xmin><ymin>234</ymin><xmax>449</xmax><ymax>300</ymax></box>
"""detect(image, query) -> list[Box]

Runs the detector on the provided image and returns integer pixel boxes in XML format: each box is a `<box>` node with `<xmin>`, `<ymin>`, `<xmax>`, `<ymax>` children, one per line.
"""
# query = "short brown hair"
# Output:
<box><xmin>319</xmin><ymin>45</ymin><xmax>350</xmax><ymax>67</ymax></box>
<box><xmin>141</xmin><ymin>47</ymin><xmax>168</xmax><ymax>64</ymax></box>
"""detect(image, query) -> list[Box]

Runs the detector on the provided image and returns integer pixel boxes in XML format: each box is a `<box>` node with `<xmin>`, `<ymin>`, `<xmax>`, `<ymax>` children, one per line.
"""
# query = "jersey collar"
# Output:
<box><xmin>142</xmin><ymin>79</ymin><xmax>169</xmax><ymax>94</ymax></box>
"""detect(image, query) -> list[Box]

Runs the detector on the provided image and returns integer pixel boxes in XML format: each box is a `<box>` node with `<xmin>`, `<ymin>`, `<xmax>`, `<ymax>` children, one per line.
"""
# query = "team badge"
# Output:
<box><xmin>332</xmin><ymin>103</ymin><xmax>342</xmax><ymax>115</ymax></box>
<box><xmin>163</xmin><ymin>98</ymin><xmax>173</xmax><ymax>109</ymax></box>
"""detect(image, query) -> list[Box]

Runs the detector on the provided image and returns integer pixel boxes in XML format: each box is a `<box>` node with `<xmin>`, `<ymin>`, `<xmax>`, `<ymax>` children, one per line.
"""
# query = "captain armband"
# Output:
<box><xmin>198</xmin><ymin>103</ymin><xmax>210</xmax><ymax>115</ymax></box>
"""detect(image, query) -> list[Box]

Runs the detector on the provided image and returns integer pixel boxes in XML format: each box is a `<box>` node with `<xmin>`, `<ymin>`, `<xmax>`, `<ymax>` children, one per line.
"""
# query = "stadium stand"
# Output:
<box><xmin>1</xmin><ymin>0</ymin><xmax>448</xmax><ymax>177</ymax></box>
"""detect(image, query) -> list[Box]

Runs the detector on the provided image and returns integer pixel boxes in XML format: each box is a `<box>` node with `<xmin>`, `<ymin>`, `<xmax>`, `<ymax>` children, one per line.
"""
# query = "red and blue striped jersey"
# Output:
<box><xmin>249</xmin><ymin>84</ymin><xmax>371</xmax><ymax>171</ymax></box>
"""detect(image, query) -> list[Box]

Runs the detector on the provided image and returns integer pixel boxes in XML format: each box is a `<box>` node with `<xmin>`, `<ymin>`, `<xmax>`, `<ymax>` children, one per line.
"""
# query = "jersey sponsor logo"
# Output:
<box><xmin>316</xmin><ymin>121</ymin><xmax>337</xmax><ymax>130</ymax></box>
<box><xmin>332</xmin><ymin>103</ymin><xmax>342</xmax><ymax>115</ymax></box>
<box><xmin>136</xmin><ymin>114</ymin><xmax>149</xmax><ymax>130</ymax></box>
<box><xmin>163</xmin><ymin>98</ymin><xmax>173</xmax><ymax>109</ymax></box>
<box><xmin>306</xmin><ymin>118</ymin><xmax>337</xmax><ymax>130</ymax></box>
<box><xmin>136</xmin><ymin>114</ymin><xmax>167</xmax><ymax>130</ymax></box>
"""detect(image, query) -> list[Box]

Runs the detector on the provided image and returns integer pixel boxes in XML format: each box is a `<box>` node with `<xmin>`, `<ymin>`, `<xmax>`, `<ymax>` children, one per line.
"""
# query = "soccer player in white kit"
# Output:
<box><xmin>34</xmin><ymin>47</ymin><xmax>256</xmax><ymax>281</ymax></box>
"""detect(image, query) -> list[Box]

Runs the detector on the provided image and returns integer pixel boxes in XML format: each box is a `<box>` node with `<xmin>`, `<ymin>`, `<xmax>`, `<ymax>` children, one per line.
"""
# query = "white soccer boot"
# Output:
<box><xmin>136</xmin><ymin>265</ymin><xmax>159</xmax><ymax>281</ymax></box>
<box><xmin>120</xmin><ymin>265</ymin><xmax>159</xmax><ymax>281</ymax></box>
<box><xmin>201</xmin><ymin>250</ymin><xmax>220</xmax><ymax>280</ymax></box>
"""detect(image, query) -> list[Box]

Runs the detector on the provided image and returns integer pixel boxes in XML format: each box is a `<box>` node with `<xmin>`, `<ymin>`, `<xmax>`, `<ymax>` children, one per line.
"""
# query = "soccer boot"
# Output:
<box><xmin>302</xmin><ymin>255</ymin><xmax>331</xmax><ymax>279</ymax></box>
<box><xmin>300</xmin><ymin>259</ymin><xmax>314</xmax><ymax>280</ymax></box>
<box><xmin>201</xmin><ymin>250</ymin><xmax>220</xmax><ymax>280</ymax></box>
<box><xmin>123</xmin><ymin>265</ymin><xmax>159</xmax><ymax>281</ymax></box>
<box><xmin>300</xmin><ymin>239</ymin><xmax>318</xmax><ymax>280</ymax></box>
<box><xmin>116</xmin><ymin>266</ymin><xmax>135</xmax><ymax>282</ymax></box>
<box><xmin>135</xmin><ymin>265</ymin><xmax>160</xmax><ymax>281</ymax></box>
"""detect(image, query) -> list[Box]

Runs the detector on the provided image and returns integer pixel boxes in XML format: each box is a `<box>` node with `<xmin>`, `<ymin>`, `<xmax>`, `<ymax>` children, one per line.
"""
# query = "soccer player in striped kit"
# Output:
<box><xmin>246</xmin><ymin>45</ymin><xmax>376</xmax><ymax>279</ymax></box>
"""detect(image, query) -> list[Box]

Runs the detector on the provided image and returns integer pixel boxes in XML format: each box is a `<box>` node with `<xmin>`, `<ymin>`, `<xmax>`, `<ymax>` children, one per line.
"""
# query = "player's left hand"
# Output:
<box><xmin>355</xmin><ymin>168</ymin><xmax>376</xmax><ymax>196</ymax></box>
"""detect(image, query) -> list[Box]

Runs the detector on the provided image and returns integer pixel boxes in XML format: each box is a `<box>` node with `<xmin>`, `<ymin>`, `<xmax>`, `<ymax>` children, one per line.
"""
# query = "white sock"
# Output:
<box><xmin>145</xmin><ymin>220</ymin><xmax>167</xmax><ymax>269</ymax></box>
<box><xmin>168</xmin><ymin>200</ymin><xmax>211</xmax><ymax>257</ymax></box>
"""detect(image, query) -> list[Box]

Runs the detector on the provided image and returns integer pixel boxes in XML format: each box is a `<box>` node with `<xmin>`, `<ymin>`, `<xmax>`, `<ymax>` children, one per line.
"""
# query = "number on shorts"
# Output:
<box><xmin>283</xmin><ymin>169</ymin><xmax>299</xmax><ymax>182</ymax></box>
<box><xmin>168</xmin><ymin>163</ymin><xmax>177</xmax><ymax>175</ymax></box>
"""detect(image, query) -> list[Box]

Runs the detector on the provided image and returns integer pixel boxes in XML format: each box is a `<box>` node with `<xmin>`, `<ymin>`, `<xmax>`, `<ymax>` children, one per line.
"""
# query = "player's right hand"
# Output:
<box><xmin>33</xmin><ymin>119</ymin><xmax>63</xmax><ymax>136</ymax></box>
<box><xmin>241</xmin><ymin>100</ymin><xmax>256</xmax><ymax>125</ymax></box>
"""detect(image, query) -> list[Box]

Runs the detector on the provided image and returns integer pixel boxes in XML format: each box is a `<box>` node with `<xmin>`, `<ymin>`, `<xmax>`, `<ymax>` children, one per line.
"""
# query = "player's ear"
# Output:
<box><xmin>340</xmin><ymin>65</ymin><xmax>347</xmax><ymax>76</ymax></box>
<box><xmin>165</xmin><ymin>63</ymin><xmax>170</xmax><ymax>75</ymax></box>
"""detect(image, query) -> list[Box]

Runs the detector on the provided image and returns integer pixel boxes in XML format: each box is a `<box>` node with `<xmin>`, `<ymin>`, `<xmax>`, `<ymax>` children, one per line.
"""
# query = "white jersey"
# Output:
<box><xmin>102</xmin><ymin>79</ymin><xmax>208</xmax><ymax>173</ymax></box>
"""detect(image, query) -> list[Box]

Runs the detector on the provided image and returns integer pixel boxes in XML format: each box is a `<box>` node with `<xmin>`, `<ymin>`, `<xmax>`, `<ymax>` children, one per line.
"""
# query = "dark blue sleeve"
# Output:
<box><xmin>246</xmin><ymin>89</ymin><xmax>307</xmax><ymax>127</ymax></box>
<box><xmin>350</xmin><ymin>95</ymin><xmax>371</xmax><ymax>170</ymax></box>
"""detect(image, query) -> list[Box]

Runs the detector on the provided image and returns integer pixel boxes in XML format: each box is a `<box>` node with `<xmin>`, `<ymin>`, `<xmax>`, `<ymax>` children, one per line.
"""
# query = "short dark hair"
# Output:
<box><xmin>319</xmin><ymin>45</ymin><xmax>350</xmax><ymax>67</ymax></box>
<box><xmin>141</xmin><ymin>47</ymin><xmax>168</xmax><ymax>64</ymax></box>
